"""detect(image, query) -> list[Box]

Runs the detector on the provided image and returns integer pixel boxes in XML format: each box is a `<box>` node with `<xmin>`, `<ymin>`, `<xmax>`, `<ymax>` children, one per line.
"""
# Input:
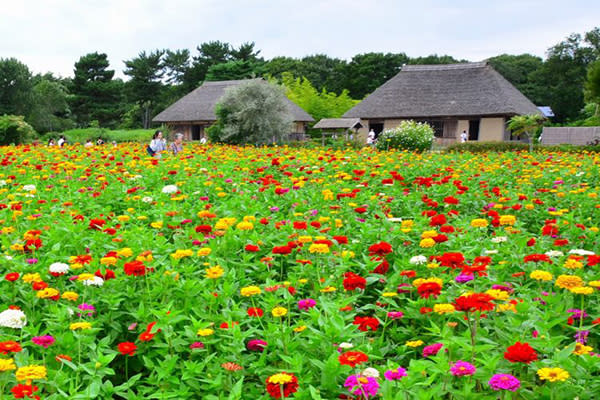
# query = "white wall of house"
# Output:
<box><xmin>479</xmin><ymin>117</ymin><xmax>505</xmax><ymax>141</ymax></box>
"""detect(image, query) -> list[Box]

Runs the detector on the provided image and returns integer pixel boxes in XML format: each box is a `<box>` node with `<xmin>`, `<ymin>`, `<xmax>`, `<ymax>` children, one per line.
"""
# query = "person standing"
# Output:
<box><xmin>149</xmin><ymin>130</ymin><xmax>166</xmax><ymax>158</ymax></box>
<box><xmin>57</xmin><ymin>135</ymin><xmax>67</xmax><ymax>147</ymax></box>
<box><xmin>169</xmin><ymin>133</ymin><xmax>184</xmax><ymax>155</ymax></box>
<box><xmin>460</xmin><ymin>130</ymin><xmax>468</xmax><ymax>143</ymax></box>
<box><xmin>367</xmin><ymin>129</ymin><xmax>376</xmax><ymax>146</ymax></box>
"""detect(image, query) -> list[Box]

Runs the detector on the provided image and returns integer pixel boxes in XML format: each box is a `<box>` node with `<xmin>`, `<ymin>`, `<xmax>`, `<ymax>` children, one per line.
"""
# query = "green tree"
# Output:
<box><xmin>207</xmin><ymin>80</ymin><xmax>293</xmax><ymax>144</ymax></box>
<box><xmin>342</xmin><ymin>52</ymin><xmax>408</xmax><ymax>99</ymax></box>
<box><xmin>163</xmin><ymin>49</ymin><xmax>190</xmax><ymax>85</ymax></box>
<box><xmin>585</xmin><ymin>60</ymin><xmax>600</xmax><ymax>117</ymax></box>
<box><xmin>205</xmin><ymin>60</ymin><xmax>265</xmax><ymax>81</ymax></box>
<box><xmin>409</xmin><ymin>54</ymin><xmax>465</xmax><ymax>65</ymax></box>
<box><xmin>0</xmin><ymin>58</ymin><xmax>33</xmax><ymax>116</ymax></box>
<box><xmin>70</xmin><ymin>52</ymin><xmax>122</xmax><ymax>127</ymax></box>
<box><xmin>183</xmin><ymin>41</ymin><xmax>233</xmax><ymax>91</ymax></box>
<box><xmin>295</xmin><ymin>54</ymin><xmax>347</xmax><ymax>94</ymax></box>
<box><xmin>487</xmin><ymin>54</ymin><xmax>544</xmax><ymax>104</ymax></box>
<box><xmin>507</xmin><ymin>114</ymin><xmax>545</xmax><ymax>152</ymax></box>
<box><xmin>124</xmin><ymin>50</ymin><xmax>165</xmax><ymax>128</ymax></box>
<box><xmin>264</xmin><ymin>56</ymin><xmax>301</xmax><ymax>80</ymax></box>
<box><xmin>280</xmin><ymin>72</ymin><xmax>358</xmax><ymax>124</ymax></box>
<box><xmin>0</xmin><ymin>115</ymin><xmax>36</xmax><ymax>145</ymax></box>
<box><xmin>28</xmin><ymin>78</ymin><xmax>73</xmax><ymax>133</ymax></box>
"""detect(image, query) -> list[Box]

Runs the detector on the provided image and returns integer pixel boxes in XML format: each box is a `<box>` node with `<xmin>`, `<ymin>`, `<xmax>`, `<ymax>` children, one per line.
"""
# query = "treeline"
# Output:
<box><xmin>1</xmin><ymin>27</ymin><xmax>599</xmax><ymax>137</ymax></box>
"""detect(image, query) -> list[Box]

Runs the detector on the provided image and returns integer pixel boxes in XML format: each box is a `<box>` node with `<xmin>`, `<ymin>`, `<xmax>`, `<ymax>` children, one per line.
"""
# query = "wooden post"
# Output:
<box><xmin>321</xmin><ymin>129</ymin><xmax>324</xmax><ymax>146</ymax></box>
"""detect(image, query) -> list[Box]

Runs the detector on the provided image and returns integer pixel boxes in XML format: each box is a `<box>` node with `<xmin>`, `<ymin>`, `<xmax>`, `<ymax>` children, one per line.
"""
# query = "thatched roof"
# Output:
<box><xmin>313</xmin><ymin>118</ymin><xmax>363</xmax><ymax>129</ymax></box>
<box><xmin>153</xmin><ymin>79</ymin><xmax>314</xmax><ymax>123</ymax></box>
<box><xmin>343</xmin><ymin>62</ymin><xmax>541</xmax><ymax>119</ymax></box>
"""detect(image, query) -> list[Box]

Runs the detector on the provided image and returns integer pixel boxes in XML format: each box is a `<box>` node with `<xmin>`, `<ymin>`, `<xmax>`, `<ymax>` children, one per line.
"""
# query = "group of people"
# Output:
<box><xmin>147</xmin><ymin>130</ymin><xmax>185</xmax><ymax>158</ymax></box>
<box><xmin>47</xmin><ymin>135</ymin><xmax>67</xmax><ymax>147</ymax></box>
<box><xmin>84</xmin><ymin>138</ymin><xmax>117</xmax><ymax>148</ymax></box>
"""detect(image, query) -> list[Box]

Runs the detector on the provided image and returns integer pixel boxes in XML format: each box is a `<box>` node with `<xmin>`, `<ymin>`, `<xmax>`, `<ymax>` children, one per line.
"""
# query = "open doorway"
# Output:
<box><xmin>469</xmin><ymin>120</ymin><xmax>480</xmax><ymax>141</ymax></box>
<box><xmin>369</xmin><ymin>123</ymin><xmax>384</xmax><ymax>140</ymax></box>
<box><xmin>192</xmin><ymin>126</ymin><xmax>202</xmax><ymax>141</ymax></box>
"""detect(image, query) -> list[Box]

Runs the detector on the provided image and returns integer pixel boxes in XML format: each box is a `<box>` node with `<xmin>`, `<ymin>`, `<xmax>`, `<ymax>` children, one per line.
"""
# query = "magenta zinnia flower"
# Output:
<box><xmin>450</xmin><ymin>360</ymin><xmax>476</xmax><ymax>376</ymax></box>
<box><xmin>32</xmin><ymin>335</ymin><xmax>55</xmax><ymax>348</ymax></box>
<box><xmin>384</xmin><ymin>367</ymin><xmax>407</xmax><ymax>381</ymax></box>
<box><xmin>489</xmin><ymin>374</ymin><xmax>520</xmax><ymax>391</ymax></box>
<box><xmin>77</xmin><ymin>303</ymin><xmax>95</xmax><ymax>317</ymax></box>
<box><xmin>344</xmin><ymin>374</ymin><xmax>379</xmax><ymax>398</ymax></box>
<box><xmin>387</xmin><ymin>311</ymin><xmax>404</xmax><ymax>319</ymax></box>
<box><xmin>423</xmin><ymin>343</ymin><xmax>443</xmax><ymax>357</ymax></box>
<box><xmin>247</xmin><ymin>339</ymin><xmax>267</xmax><ymax>352</ymax></box>
<box><xmin>189</xmin><ymin>341</ymin><xmax>204</xmax><ymax>350</ymax></box>
<box><xmin>298</xmin><ymin>298</ymin><xmax>316</xmax><ymax>310</ymax></box>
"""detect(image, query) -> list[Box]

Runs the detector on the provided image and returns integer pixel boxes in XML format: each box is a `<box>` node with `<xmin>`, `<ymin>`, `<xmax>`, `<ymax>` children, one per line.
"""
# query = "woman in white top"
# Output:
<box><xmin>149</xmin><ymin>130</ymin><xmax>166</xmax><ymax>158</ymax></box>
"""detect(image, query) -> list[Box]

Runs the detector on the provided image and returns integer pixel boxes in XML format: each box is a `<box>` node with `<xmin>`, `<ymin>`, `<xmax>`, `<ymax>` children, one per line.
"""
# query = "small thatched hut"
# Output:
<box><xmin>343</xmin><ymin>62</ymin><xmax>541</xmax><ymax>145</ymax></box>
<box><xmin>153</xmin><ymin>79</ymin><xmax>314</xmax><ymax>141</ymax></box>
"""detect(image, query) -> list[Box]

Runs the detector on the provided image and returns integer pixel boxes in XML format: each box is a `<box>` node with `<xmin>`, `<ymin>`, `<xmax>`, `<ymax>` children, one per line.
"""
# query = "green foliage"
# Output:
<box><xmin>69</xmin><ymin>52</ymin><xmax>123</xmax><ymax>128</ymax></box>
<box><xmin>57</xmin><ymin>127</ymin><xmax>156</xmax><ymax>143</ymax></box>
<box><xmin>344</xmin><ymin>52</ymin><xmax>408</xmax><ymax>99</ymax></box>
<box><xmin>28</xmin><ymin>78</ymin><xmax>74</xmax><ymax>133</ymax></box>
<box><xmin>124</xmin><ymin>50</ymin><xmax>166</xmax><ymax>129</ymax></box>
<box><xmin>206</xmin><ymin>60</ymin><xmax>264</xmax><ymax>81</ymax></box>
<box><xmin>445</xmin><ymin>141</ymin><xmax>600</xmax><ymax>153</ymax></box>
<box><xmin>585</xmin><ymin>60</ymin><xmax>600</xmax><ymax>107</ymax></box>
<box><xmin>375</xmin><ymin>120</ymin><xmax>434</xmax><ymax>152</ymax></box>
<box><xmin>0</xmin><ymin>58</ymin><xmax>33</xmax><ymax>116</ymax></box>
<box><xmin>487</xmin><ymin>54</ymin><xmax>544</xmax><ymax>104</ymax></box>
<box><xmin>280</xmin><ymin>73</ymin><xmax>359</xmax><ymax>126</ymax></box>
<box><xmin>207</xmin><ymin>80</ymin><xmax>293</xmax><ymax>144</ymax></box>
<box><xmin>0</xmin><ymin>114</ymin><xmax>37</xmax><ymax>144</ymax></box>
<box><xmin>507</xmin><ymin>114</ymin><xmax>545</xmax><ymax>152</ymax></box>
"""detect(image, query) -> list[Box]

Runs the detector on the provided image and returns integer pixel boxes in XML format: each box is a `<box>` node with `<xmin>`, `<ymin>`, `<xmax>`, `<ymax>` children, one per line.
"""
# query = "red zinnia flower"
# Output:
<box><xmin>123</xmin><ymin>261</ymin><xmax>147</xmax><ymax>276</ymax></box>
<box><xmin>293</xmin><ymin>221</ymin><xmax>307</xmax><ymax>230</ymax></box>
<box><xmin>338</xmin><ymin>351</ymin><xmax>369</xmax><ymax>367</ymax></box>
<box><xmin>272</xmin><ymin>246</ymin><xmax>292</xmax><ymax>255</ymax></box>
<box><xmin>0</xmin><ymin>341</ymin><xmax>22</xmax><ymax>354</ymax></box>
<box><xmin>352</xmin><ymin>316</ymin><xmax>380</xmax><ymax>332</ymax></box>
<box><xmin>139</xmin><ymin>322</ymin><xmax>160</xmax><ymax>342</ymax></box>
<box><xmin>453</xmin><ymin>293</ymin><xmax>495</xmax><ymax>312</ymax></box>
<box><xmin>265</xmin><ymin>372</ymin><xmax>299</xmax><ymax>398</ymax></box>
<box><xmin>248</xmin><ymin>307</ymin><xmax>264</xmax><ymax>317</ymax></box>
<box><xmin>4</xmin><ymin>272</ymin><xmax>19</xmax><ymax>282</ymax></box>
<box><xmin>245</xmin><ymin>244</ymin><xmax>260</xmax><ymax>252</ymax></box>
<box><xmin>89</xmin><ymin>218</ymin><xmax>106</xmax><ymax>230</ymax></box>
<box><xmin>368</xmin><ymin>241</ymin><xmax>392</xmax><ymax>257</ymax></box>
<box><xmin>343</xmin><ymin>272</ymin><xmax>366</xmax><ymax>291</ymax></box>
<box><xmin>417</xmin><ymin>282</ymin><xmax>442</xmax><ymax>299</ymax></box>
<box><xmin>504</xmin><ymin>341</ymin><xmax>538</xmax><ymax>364</ymax></box>
<box><xmin>118</xmin><ymin>342</ymin><xmax>137</xmax><ymax>356</ymax></box>
<box><xmin>333</xmin><ymin>236</ymin><xmax>348</xmax><ymax>244</ymax></box>
<box><xmin>523</xmin><ymin>254</ymin><xmax>552</xmax><ymax>264</ymax></box>
<box><xmin>195</xmin><ymin>225</ymin><xmax>212</xmax><ymax>234</ymax></box>
<box><xmin>11</xmin><ymin>384</ymin><xmax>39</xmax><ymax>399</ymax></box>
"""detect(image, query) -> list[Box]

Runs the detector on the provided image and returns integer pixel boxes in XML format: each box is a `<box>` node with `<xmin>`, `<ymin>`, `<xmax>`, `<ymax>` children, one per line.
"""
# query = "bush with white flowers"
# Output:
<box><xmin>376</xmin><ymin>120</ymin><xmax>434</xmax><ymax>152</ymax></box>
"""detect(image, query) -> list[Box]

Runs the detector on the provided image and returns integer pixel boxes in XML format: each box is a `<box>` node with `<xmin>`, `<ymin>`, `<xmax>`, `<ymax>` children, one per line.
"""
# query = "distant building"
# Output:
<box><xmin>343</xmin><ymin>62</ymin><xmax>542</xmax><ymax>145</ymax></box>
<box><xmin>153</xmin><ymin>79</ymin><xmax>314</xmax><ymax>141</ymax></box>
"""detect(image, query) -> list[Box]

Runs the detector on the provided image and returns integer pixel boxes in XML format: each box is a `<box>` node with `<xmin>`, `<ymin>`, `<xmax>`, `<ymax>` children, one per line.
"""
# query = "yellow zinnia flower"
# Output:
<box><xmin>499</xmin><ymin>215</ymin><xmax>516</xmax><ymax>226</ymax></box>
<box><xmin>61</xmin><ymin>291</ymin><xmax>79</xmax><ymax>301</ymax></box>
<box><xmin>555</xmin><ymin>275</ymin><xmax>584</xmax><ymax>290</ymax></box>
<box><xmin>271</xmin><ymin>307</ymin><xmax>288</xmax><ymax>317</ymax></box>
<box><xmin>419</xmin><ymin>238</ymin><xmax>436</xmax><ymax>248</ymax></box>
<box><xmin>70</xmin><ymin>322</ymin><xmax>92</xmax><ymax>330</ymax></box>
<box><xmin>433</xmin><ymin>304</ymin><xmax>455</xmax><ymax>314</ymax></box>
<box><xmin>197</xmin><ymin>328</ymin><xmax>214</xmax><ymax>336</ymax></box>
<box><xmin>205</xmin><ymin>265</ymin><xmax>224</xmax><ymax>279</ymax></box>
<box><xmin>569</xmin><ymin>286</ymin><xmax>594</xmax><ymax>295</ymax></box>
<box><xmin>0</xmin><ymin>358</ymin><xmax>16</xmax><ymax>372</ymax></box>
<box><xmin>15</xmin><ymin>365</ymin><xmax>47</xmax><ymax>381</ymax></box>
<box><xmin>36</xmin><ymin>288</ymin><xmax>59</xmax><ymax>299</ymax></box>
<box><xmin>530</xmin><ymin>270</ymin><xmax>553</xmax><ymax>281</ymax></box>
<box><xmin>537</xmin><ymin>367</ymin><xmax>570</xmax><ymax>382</ymax></box>
<box><xmin>405</xmin><ymin>340</ymin><xmax>424</xmax><ymax>347</ymax></box>
<box><xmin>240</xmin><ymin>286</ymin><xmax>261</xmax><ymax>297</ymax></box>
<box><xmin>470</xmin><ymin>218</ymin><xmax>488</xmax><ymax>228</ymax></box>
<box><xmin>308</xmin><ymin>243</ymin><xmax>329</xmax><ymax>254</ymax></box>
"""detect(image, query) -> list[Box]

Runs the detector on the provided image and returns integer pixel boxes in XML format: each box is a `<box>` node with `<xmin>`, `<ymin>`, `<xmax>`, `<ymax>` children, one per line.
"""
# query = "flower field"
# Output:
<box><xmin>0</xmin><ymin>143</ymin><xmax>600</xmax><ymax>399</ymax></box>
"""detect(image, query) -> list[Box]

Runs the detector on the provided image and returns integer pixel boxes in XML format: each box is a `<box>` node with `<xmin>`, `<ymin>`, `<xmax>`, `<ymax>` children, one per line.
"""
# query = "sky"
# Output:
<box><xmin>2</xmin><ymin>0</ymin><xmax>599</xmax><ymax>79</ymax></box>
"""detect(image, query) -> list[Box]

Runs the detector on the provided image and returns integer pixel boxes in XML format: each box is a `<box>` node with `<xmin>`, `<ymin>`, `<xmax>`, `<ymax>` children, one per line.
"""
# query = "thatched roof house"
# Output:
<box><xmin>153</xmin><ymin>79</ymin><xmax>314</xmax><ymax>141</ymax></box>
<box><xmin>343</xmin><ymin>62</ymin><xmax>541</xmax><ymax>144</ymax></box>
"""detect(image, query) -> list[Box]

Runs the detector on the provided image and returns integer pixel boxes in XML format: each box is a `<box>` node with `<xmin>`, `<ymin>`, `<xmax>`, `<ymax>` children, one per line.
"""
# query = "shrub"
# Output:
<box><xmin>445</xmin><ymin>141</ymin><xmax>600</xmax><ymax>153</ymax></box>
<box><xmin>375</xmin><ymin>120</ymin><xmax>434</xmax><ymax>152</ymax></box>
<box><xmin>0</xmin><ymin>114</ymin><xmax>36</xmax><ymax>145</ymax></box>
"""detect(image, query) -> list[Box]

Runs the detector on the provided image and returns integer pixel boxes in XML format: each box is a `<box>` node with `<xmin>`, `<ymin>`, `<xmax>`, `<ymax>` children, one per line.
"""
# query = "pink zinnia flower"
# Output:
<box><xmin>298</xmin><ymin>298</ymin><xmax>316</xmax><ymax>310</ymax></box>
<box><xmin>387</xmin><ymin>311</ymin><xmax>404</xmax><ymax>319</ymax></box>
<box><xmin>422</xmin><ymin>343</ymin><xmax>443</xmax><ymax>357</ymax></box>
<box><xmin>247</xmin><ymin>339</ymin><xmax>267</xmax><ymax>352</ymax></box>
<box><xmin>344</xmin><ymin>374</ymin><xmax>379</xmax><ymax>398</ymax></box>
<box><xmin>189</xmin><ymin>341</ymin><xmax>204</xmax><ymax>350</ymax></box>
<box><xmin>489</xmin><ymin>374</ymin><xmax>520</xmax><ymax>392</ymax></box>
<box><xmin>450</xmin><ymin>360</ymin><xmax>476</xmax><ymax>376</ymax></box>
<box><xmin>32</xmin><ymin>335</ymin><xmax>55</xmax><ymax>348</ymax></box>
<box><xmin>384</xmin><ymin>367</ymin><xmax>407</xmax><ymax>381</ymax></box>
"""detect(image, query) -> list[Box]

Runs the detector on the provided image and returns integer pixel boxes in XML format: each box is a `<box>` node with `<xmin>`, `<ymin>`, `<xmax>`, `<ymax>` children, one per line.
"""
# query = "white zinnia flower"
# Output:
<box><xmin>82</xmin><ymin>276</ymin><xmax>104</xmax><ymax>286</ymax></box>
<box><xmin>568</xmin><ymin>249</ymin><xmax>595</xmax><ymax>256</ymax></box>
<box><xmin>491</xmin><ymin>236</ymin><xmax>507</xmax><ymax>243</ymax></box>
<box><xmin>22</xmin><ymin>184</ymin><xmax>36</xmax><ymax>192</ymax></box>
<box><xmin>161</xmin><ymin>185</ymin><xmax>178</xmax><ymax>194</ymax></box>
<box><xmin>484</xmin><ymin>250</ymin><xmax>499</xmax><ymax>255</ymax></box>
<box><xmin>361</xmin><ymin>367</ymin><xmax>380</xmax><ymax>378</ymax></box>
<box><xmin>0</xmin><ymin>309</ymin><xmax>27</xmax><ymax>329</ymax></box>
<box><xmin>545</xmin><ymin>250</ymin><xmax>564</xmax><ymax>258</ymax></box>
<box><xmin>0</xmin><ymin>180</ymin><xmax>6</xmax><ymax>187</ymax></box>
<box><xmin>49</xmin><ymin>262</ymin><xmax>70</xmax><ymax>275</ymax></box>
<box><xmin>338</xmin><ymin>342</ymin><xmax>354</xmax><ymax>350</ymax></box>
<box><xmin>141</xmin><ymin>196</ymin><xmax>153</xmax><ymax>203</ymax></box>
<box><xmin>387</xmin><ymin>217</ymin><xmax>403</xmax><ymax>222</ymax></box>
<box><xmin>410</xmin><ymin>255</ymin><xmax>427</xmax><ymax>265</ymax></box>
